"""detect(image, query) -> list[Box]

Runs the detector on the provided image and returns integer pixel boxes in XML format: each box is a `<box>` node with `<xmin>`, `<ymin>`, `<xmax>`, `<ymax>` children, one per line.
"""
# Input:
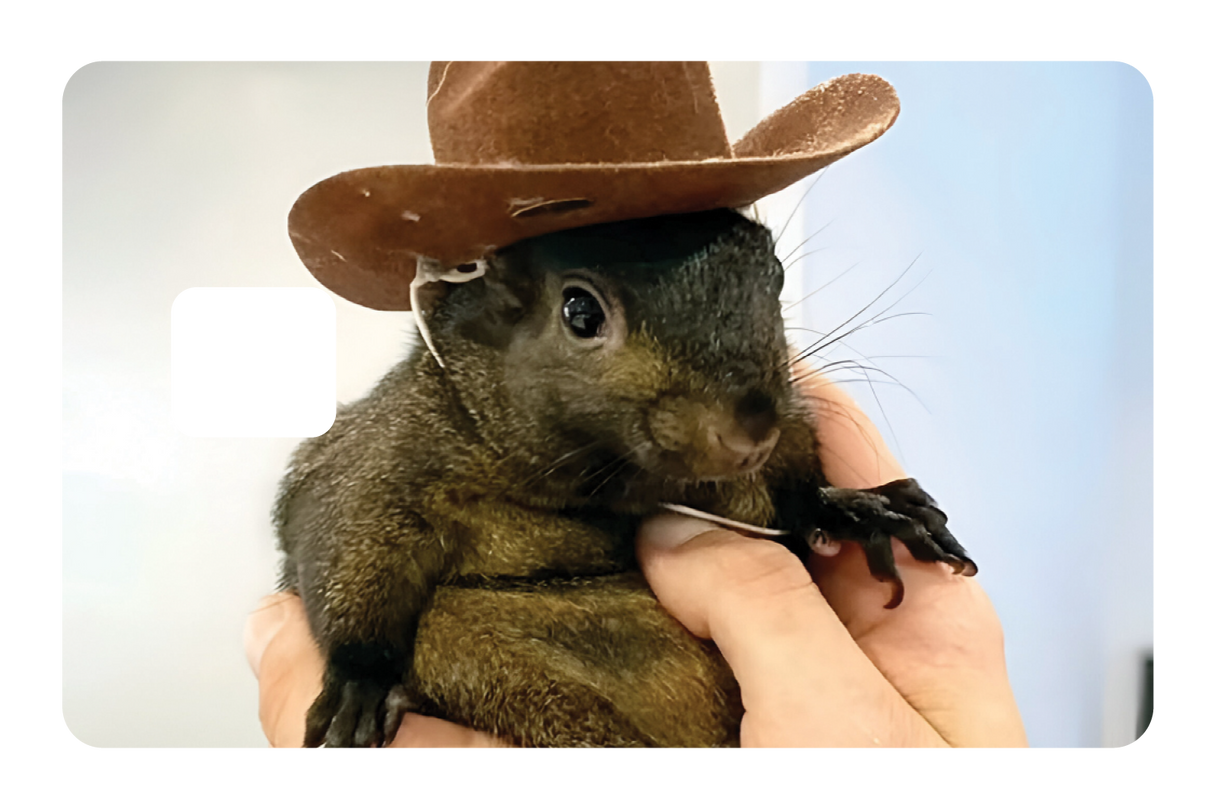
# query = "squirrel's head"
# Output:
<box><xmin>427</xmin><ymin>208</ymin><xmax>794</xmax><ymax>500</ymax></box>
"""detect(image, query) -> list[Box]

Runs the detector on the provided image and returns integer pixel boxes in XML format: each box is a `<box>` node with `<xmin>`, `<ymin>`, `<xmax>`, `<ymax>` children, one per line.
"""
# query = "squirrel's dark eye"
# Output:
<box><xmin>562</xmin><ymin>287</ymin><xmax>606</xmax><ymax>339</ymax></box>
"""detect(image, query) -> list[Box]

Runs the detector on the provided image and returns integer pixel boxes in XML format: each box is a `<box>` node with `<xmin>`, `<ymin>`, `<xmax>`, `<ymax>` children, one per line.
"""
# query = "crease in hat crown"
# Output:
<box><xmin>288</xmin><ymin>61</ymin><xmax>900</xmax><ymax>311</ymax></box>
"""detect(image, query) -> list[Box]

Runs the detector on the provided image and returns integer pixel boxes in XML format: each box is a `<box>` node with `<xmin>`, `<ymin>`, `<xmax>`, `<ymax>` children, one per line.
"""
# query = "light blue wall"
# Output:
<box><xmin>772</xmin><ymin>62</ymin><xmax>1152</xmax><ymax>747</ymax></box>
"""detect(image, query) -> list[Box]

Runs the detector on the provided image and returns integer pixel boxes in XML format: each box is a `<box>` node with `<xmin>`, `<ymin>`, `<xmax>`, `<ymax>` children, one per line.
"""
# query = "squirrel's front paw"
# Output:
<box><xmin>818</xmin><ymin>478</ymin><xmax>977</xmax><ymax>609</ymax></box>
<box><xmin>305</xmin><ymin>645</ymin><xmax>414</xmax><ymax>748</ymax></box>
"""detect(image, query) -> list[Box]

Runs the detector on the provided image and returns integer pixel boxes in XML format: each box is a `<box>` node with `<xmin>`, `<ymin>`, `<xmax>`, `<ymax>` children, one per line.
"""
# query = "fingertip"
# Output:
<box><xmin>244</xmin><ymin>594</ymin><xmax>293</xmax><ymax>677</ymax></box>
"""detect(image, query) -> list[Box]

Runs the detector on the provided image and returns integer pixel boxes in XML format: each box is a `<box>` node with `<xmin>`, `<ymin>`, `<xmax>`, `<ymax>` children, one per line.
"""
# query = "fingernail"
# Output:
<box><xmin>638</xmin><ymin>513</ymin><xmax>721</xmax><ymax>551</ymax></box>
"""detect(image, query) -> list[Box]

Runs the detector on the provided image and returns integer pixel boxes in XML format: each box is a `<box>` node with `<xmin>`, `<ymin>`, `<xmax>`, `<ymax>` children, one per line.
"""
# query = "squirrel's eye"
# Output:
<box><xmin>562</xmin><ymin>288</ymin><xmax>606</xmax><ymax>339</ymax></box>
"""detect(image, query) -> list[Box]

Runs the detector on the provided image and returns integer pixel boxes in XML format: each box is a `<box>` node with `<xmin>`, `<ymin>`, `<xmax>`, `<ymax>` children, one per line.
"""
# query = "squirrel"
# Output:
<box><xmin>273</xmin><ymin>206</ymin><xmax>977</xmax><ymax>747</ymax></box>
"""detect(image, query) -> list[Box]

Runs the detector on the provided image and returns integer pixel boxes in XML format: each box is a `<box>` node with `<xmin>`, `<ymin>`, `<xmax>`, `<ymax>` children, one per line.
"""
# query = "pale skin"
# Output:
<box><xmin>245</xmin><ymin>376</ymin><xmax>1027</xmax><ymax>747</ymax></box>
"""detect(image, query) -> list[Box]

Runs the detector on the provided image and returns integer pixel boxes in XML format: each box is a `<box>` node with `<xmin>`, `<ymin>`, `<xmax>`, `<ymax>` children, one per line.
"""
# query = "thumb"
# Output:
<box><xmin>636</xmin><ymin>511</ymin><xmax>847</xmax><ymax>680</ymax></box>
<box><xmin>635</xmin><ymin>513</ymin><xmax>945</xmax><ymax>747</ymax></box>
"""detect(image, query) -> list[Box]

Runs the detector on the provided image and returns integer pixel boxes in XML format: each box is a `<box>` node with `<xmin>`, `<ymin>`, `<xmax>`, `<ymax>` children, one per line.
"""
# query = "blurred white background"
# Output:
<box><xmin>62</xmin><ymin>62</ymin><xmax>1151</xmax><ymax>747</ymax></box>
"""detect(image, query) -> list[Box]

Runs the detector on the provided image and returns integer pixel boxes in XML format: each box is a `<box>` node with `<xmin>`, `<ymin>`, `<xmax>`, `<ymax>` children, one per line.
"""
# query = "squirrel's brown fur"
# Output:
<box><xmin>273</xmin><ymin>208</ymin><xmax>974</xmax><ymax>747</ymax></box>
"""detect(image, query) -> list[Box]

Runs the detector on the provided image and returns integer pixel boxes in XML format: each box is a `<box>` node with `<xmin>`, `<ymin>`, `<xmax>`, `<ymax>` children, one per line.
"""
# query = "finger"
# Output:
<box><xmin>796</xmin><ymin>371</ymin><xmax>1025</xmax><ymax>744</ymax></box>
<box><xmin>796</xmin><ymin>369</ymin><xmax>970</xmax><ymax>623</ymax></box>
<box><xmin>808</xmin><ymin>539</ymin><xmax>965</xmax><ymax>626</ymax></box>
<box><xmin>796</xmin><ymin>368</ymin><xmax>905</xmax><ymax>489</ymax></box>
<box><xmin>792</xmin><ymin>364</ymin><xmax>978</xmax><ymax>620</ymax></box>
<box><xmin>637</xmin><ymin>513</ymin><xmax>946</xmax><ymax>747</ymax></box>
<box><xmin>250</xmin><ymin>593</ymin><xmax>324</xmax><ymax>747</ymax></box>
<box><xmin>244</xmin><ymin>592</ymin><xmax>295</xmax><ymax>677</ymax></box>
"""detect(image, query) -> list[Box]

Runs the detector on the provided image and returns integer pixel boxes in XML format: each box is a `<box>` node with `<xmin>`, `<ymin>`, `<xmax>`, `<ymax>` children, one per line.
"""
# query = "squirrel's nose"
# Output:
<box><xmin>704</xmin><ymin>390</ymin><xmax>780</xmax><ymax>474</ymax></box>
<box><xmin>734</xmin><ymin>389</ymin><xmax>778</xmax><ymax>443</ymax></box>
<box><xmin>707</xmin><ymin>422</ymin><xmax>780</xmax><ymax>474</ymax></box>
<box><xmin>646</xmin><ymin>389</ymin><xmax>782</xmax><ymax>479</ymax></box>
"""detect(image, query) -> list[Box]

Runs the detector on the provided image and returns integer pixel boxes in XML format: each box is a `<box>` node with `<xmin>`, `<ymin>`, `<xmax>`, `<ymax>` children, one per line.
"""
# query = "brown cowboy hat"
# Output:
<box><xmin>287</xmin><ymin>62</ymin><xmax>900</xmax><ymax>311</ymax></box>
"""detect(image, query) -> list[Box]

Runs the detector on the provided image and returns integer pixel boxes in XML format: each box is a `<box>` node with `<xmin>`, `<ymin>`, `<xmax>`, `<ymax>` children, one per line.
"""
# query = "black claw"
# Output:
<box><xmin>883</xmin><ymin>578</ymin><xmax>905</xmax><ymax>609</ymax></box>
<box><xmin>305</xmin><ymin>651</ymin><xmax>415</xmax><ymax>748</ymax></box>
<box><xmin>951</xmin><ymin>556</ymin><xmax>978</xmax><ymax>577</ymax></box>
<box><xmin>807</xmin><ymin>478</ymin><xmax>976</xmax><ymax>607</ymax></box>
<box><xmin>304</xmin><ymin>677</ymin><xmax>343</xmax><ymax>748</ymax></box>
<box><xmin>353</xmin><ymin>695</ymin><xmax>381</xmax><ymax>748</ymax></box>
<box><xmin>382</xmin><ymin>685</ymin><xmax>413</xmax><ymax>746</ymax></box>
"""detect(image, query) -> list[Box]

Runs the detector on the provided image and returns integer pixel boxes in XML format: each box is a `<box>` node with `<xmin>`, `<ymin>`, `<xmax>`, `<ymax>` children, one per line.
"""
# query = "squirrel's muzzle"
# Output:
<box><xmin>647</xmin><ymin>389</ymin><xmax>781</xmax><ymax>481</ymax></box>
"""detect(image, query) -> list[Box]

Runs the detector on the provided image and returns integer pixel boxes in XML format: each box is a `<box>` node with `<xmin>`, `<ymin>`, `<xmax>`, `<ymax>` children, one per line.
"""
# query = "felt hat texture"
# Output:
<box><xmin>288</xmin><ymin>62</ymin><xmax>900</xmax><ymax>311</ymax></box>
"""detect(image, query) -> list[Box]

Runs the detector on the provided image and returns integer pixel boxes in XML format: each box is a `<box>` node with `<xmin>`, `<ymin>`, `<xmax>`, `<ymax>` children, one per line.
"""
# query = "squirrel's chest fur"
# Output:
<box><xmin>276</xmin><ymin>337</ymin><xmax>802</xmax><ymax>746</ymax></box>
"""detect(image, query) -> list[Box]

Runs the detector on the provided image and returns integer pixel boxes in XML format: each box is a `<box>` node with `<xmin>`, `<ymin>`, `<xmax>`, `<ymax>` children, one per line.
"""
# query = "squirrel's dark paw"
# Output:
<box><xmin>817</xmin><ymin>478</ymin><xmax>977</xmax><ymax>609</ymax></box>
<box><xmin>305</xmin><ymin>647</ymin><xmax>415</xmax><ymax>748</ymax></box>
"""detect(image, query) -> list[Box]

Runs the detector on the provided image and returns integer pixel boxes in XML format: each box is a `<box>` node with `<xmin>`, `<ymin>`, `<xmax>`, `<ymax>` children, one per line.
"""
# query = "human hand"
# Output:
<box><xmin>636</xmin><ymin>375</ymin><xmax>1027</xmax><ymax>746</ymax></box>
<box><xmin>245</xmin><ymin>592</ymin><xmax>504</xmax><ymax>747</ymax></box>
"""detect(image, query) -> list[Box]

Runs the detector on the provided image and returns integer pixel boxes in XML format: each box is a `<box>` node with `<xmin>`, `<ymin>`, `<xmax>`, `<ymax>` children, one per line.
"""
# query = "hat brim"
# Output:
<box><xmin>288</xmin><ymin>74</ymin><xmax>899</xmax><ymax>311</ymax></box>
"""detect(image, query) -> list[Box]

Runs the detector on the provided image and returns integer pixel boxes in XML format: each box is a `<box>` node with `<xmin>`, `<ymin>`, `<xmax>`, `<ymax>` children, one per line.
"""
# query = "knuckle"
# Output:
<box><xmin>709</xmin><ymin>538</ymin><xmax>811</xmax><ymax>601</ymax></box>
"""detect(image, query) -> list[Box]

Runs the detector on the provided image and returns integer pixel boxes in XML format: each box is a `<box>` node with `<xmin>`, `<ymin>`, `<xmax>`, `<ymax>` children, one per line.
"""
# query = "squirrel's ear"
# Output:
<box><xmin>452</xmin><ymin>264</ymin><xmax>537</xmax><ymax>350</ymax></box>
<box><xmin>482</xmin><ymin>269</ymin><xmax>530</xmax><ymax>314</ymax></box>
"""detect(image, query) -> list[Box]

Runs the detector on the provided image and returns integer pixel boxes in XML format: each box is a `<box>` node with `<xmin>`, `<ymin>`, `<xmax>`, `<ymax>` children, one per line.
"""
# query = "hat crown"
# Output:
<box><xmin>426</xmin><ymin>62</ymin><xmax>734</xmax><ymax>166</ymax></box>
<box><xmin>290</xmin><ymin>63</ymin><xmax>901</xmax><ymax>310</ymax></box>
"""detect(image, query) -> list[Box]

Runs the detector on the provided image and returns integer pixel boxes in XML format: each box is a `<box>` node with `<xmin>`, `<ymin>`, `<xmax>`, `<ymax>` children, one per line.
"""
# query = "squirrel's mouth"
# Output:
<box><xmin>640</xmin><ymin>431</ymin><xmax>780</xmax><ymax>483</ymax></box>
